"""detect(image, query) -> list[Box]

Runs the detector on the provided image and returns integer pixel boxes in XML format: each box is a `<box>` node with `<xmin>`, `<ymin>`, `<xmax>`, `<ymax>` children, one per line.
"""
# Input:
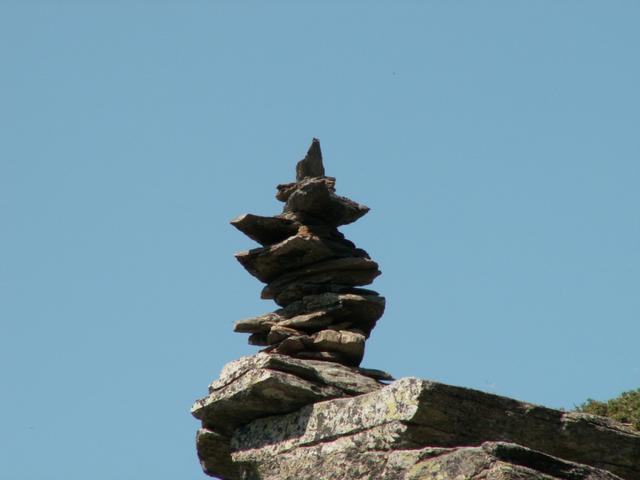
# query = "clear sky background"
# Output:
<box><xmin>1</xmin><ymin>1</ymin><xmax>639</xmax><ymax>479</ymax></box>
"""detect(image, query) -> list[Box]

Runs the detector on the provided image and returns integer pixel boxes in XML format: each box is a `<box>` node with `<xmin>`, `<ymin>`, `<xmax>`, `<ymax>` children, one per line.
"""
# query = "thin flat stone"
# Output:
<box><xmin>277</xmin><ymin>311</ymin><xmax>337</xmax><ymax>330</ymax></box>
<box><xmin>356</xmin><ymin>367</ymin><xmax>395</xmax><ymax>382</ymax></box>
<box><xmin>233</xmin><ymin>313</ymin><xmax>280</xmax><ymax>334</ymax></box>
<box><xmin>192</xmin><ymin>368</ymin><xmax>345</xmax><ymax>435</ymax></box>
<box><xmin>294</xmin><ymin>350</ymin><xmax>348</xmax><ymax>364</ymax></box>
<box><xmin>192</xmin><ymin>354</ymin><xmax>384</xmax><ymax>439</ymax></box>
<box><xmin>267</xmin><ymin>325</ymin><xmax>304</xmax><ymax>344</ymax></box>
<box><xmin>230</xmin><ymin>214</ymin><xmax>298</xmax><ymax>246</ymax></box>
<box><xmin>273</xmin><ymin>282</ymin><xmax>381</xmax><ymax>308</ymax></box>
<box><xmin>248</xmin><ymin>333</ymin><xmax>269</xmax><ymax>346</ymax></box>
<box><xmin>276</xmin><ymin>177</ymin><xmax>336</xmax><ymax>203</ymax></box>
<box><xmin>231</xmin><ymin>378</ymin><xmax>640</xmax><ymax>480</ymax></box>
<box><xmin>206</xmin><ymin>353</ymin><xmax>383</xmax><ymax>396</ymax></box>
<box><xmin>235</xmin><ymin>235</ymin><xmax>364</xmax><ymax>284</ymax></box>
<box><xmin>261</xmin><ymin>257</ymin><xmax>381</xmax><ymax>306</ymax></box>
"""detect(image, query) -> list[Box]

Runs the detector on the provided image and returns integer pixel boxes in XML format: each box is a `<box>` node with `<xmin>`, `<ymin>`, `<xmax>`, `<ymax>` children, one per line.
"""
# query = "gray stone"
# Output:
<box><xmin>234</xmin><ymin>293</ymin><xmax>384</xmax><ymax>341</ymax></box>
<box><xmin>191</xmin><ymin>354</ymin><xmax>383</xmax><ymax>436</ymax></box>
<box><xmin>232</xmin><ymin>440</ymin><xmax>624</xmax><ymax>480</ymax></box>
<box><xmin>281</xmin><ymin>292</ymin><xmax>385</xmax><ymax>330</ymax></box>
<box><xmin>276</xmin><ymin>310</ymin><xmax>336</xmax><ymax>330</ymax></box>
<box><xmin>230</xmin><ymin>214</ymin><xmax>298</xmax><ymax>246</ymax></box>
<box><xmin>312</xmin><ymin>329</ymin><xmax>365</xmax><ymax>366</ymax></box>
<box><xmin>233</xmin><ymin>313</ymin><xmax>279</xmax><ymax>334</ymax></box>
<box><xmin>295</xmin><ymin>138</ymin><xmax>325</xmax><ymax>181</ymax></box>
<box><xmin>241</xmin><ymin>293</ymin><xmax>383</xmax><ymax>333</ymax></box>
<box><xmin>266</xmin><ymin>325</ymin><xmax>304</xmax><ymax>344</ymax></box>
<box><xmin>231</xmin><ymin>377</ymin><xmax>640</xmax><ymax>479</ymax></box>
<box><xmin>283</xmin><ymin>176</ymin><xmax>370</xmax><ymax>226</ymax></box>
<box><xmin>293</xmin><ymin>350</ymin><xmax>349</xmax><ymax>364</ymax></box>
<box><xmin>235</xmin><ymin>234</ymin><xmax>365</xmax><ymax>283</ymax></box>
<box><xmin>271</xmin><ymin>335</ymin><xmax>310</xmax><ymax>355</ymax></box>
<box><xmin>261</xmin><ymin>257</ymin><xmax>381</xmax><ymax>306</ymax></box>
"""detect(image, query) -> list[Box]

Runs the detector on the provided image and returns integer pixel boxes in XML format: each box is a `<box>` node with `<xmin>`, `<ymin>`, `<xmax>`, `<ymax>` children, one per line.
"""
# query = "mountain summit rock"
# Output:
<box><xmin>192</xmin><ymin>140</ymin><xmax>640</xmax><ymax>479</ymax></box>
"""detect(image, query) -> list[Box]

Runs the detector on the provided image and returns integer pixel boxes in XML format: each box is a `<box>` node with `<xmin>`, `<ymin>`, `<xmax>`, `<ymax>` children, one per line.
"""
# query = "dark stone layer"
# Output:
<box><xmin>261</xmin><ymin>257</ymin><xmax>381</xmax><ymax>306</ymax></box>
<box><xmin>230</xmin><ymin>214</ymin><xmax>298</xmax><ymax>246</ymax></box>
<box><xmin>235</xmin><ymin>234</ymin><xmax>368</xmax><ymax>283</ymax></box>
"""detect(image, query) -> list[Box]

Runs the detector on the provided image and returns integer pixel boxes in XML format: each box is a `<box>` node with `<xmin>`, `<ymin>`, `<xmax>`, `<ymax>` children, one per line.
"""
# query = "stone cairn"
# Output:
<box><xmin>230</xmin><ymin>138</ymin><xmax>384</xmax><ymax>367</ymax></box>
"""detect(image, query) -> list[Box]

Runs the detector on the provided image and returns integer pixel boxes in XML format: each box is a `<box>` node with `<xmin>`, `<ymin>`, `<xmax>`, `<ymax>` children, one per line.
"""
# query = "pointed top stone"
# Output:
<box><xmin>295</xmin><ymin>138</ymin><xmax>325</xmax><ymax>181</ymax></box>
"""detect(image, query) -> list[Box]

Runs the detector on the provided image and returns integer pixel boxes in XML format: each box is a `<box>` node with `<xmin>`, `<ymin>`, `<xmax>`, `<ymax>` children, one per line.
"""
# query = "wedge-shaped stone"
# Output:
<box><xmin>230</xmin><ymin>214</ymin><xmax>298</xmax><ymax>246</ymax></box>
<box><xmin>283</xmin><ymin>176</ymin><xmax>370</xmax><ymax>226</ymax></box>
<box><xmin>262</xmin><ymin>257</ymin><xmax>381</xmax><ymax>306</ymax></box>
<box><xmin>232</xmin><ymin>378</ymin><xmax>640</xmax><ymax>480</ymax></box>
<box><xmin>295</xmin><ymin>138</ymin><xmax>325</xmax><ymax>181</ymax></box>
<box><xmin>235</xmin><ymin>234</ymin><xmax>363</xmax><ymax>283</ymax></box>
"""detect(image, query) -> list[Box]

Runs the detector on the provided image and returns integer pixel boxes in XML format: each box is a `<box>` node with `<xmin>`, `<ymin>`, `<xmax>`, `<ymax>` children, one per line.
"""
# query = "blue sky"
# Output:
<box><xmin>1</xmin><ymin>2</ymin><xmax>639</xmax><ymax>479</ymax></box>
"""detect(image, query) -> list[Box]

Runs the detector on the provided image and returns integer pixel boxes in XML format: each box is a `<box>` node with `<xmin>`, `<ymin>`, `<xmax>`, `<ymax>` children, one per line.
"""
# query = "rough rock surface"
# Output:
<box><xmin>191</xmin><ymin>353</ymin><xmax>391</xmax><ymax>479</ymax></box>
<box><xmin>192</xmin><ymin>140</ymin><xmax>640</xmax><ymax>479</ymax></box>
<box><xmin>193</xmin><ymin>360</ymin><xmax>639</xmax><ymax>479</ymax></box>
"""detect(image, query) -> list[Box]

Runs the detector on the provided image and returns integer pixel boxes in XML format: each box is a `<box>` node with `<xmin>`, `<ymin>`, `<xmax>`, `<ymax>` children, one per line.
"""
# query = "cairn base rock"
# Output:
<box><xmin>192</xmin><ymin>355</ymin><xmax>640</xmax><ymax>480</ymax></box>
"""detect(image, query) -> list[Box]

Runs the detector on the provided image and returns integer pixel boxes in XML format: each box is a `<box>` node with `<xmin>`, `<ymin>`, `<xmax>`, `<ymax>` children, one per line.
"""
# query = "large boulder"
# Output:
<box><xmin>191</xmin><ymin>354</ymin><xmax>389</xmax><ymax>479</ymax></box>
<box><xmin>193</xmin><ymin>362</ymin><xmax>640</xmax><ymax>479</ymax></box>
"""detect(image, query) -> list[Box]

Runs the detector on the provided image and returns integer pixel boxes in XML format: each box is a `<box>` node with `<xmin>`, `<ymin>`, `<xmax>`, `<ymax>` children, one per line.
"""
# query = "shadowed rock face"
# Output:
<box><xmin>295</xmin><ymin>138</ymin><xmax>324</xmax><ymax>181</ymax></box>
<box><xmin>191</xmin><ymin>353</ymin><xmax>391</xmax><ymax>479</ymax></box>
<box><xmin>230</xmin><ymin>139</ymin><xmax>384</xmax><ymax>367</ymax></box>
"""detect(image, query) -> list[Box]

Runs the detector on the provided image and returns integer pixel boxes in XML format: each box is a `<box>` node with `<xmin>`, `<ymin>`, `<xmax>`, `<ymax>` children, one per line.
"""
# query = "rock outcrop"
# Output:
<box><xmin>193</xmin><ymin>140</ymin><xmax>640</xmax><ymax>479</ymax></box>
<box><xmin>193</xmin><ymin>354</ymin><xmax>640</xmax><ymax>479</ymax></box>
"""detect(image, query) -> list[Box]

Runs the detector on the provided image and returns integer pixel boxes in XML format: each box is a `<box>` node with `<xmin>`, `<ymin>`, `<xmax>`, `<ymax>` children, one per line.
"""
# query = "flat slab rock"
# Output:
<box><xmin>200</xmin><ymin>377</ymin><xmax>639</xmax><ymax>480</ymax></box>
<box><xmin>234</xmin><ymin>292</ymin><xmax>385</xmax><ymax>336</ymax></box>
<box><xmin>261</xmin><ymin>257</ymin><xmax>381</xmax><ymax>306</ymax></box>
<box><xmin>192</xmin><ymin>354</ymin><xmax>384</xmax><ymax>431</ymax></box>
<box><xmin>226</xmin><ymin>439</ymin><xmax>624</xmax><ymax>480</ymax></box>
<box><xmin>191</xmin><ymin>353</ymin><xmax>389</xmax><ymax>479</ymax></box>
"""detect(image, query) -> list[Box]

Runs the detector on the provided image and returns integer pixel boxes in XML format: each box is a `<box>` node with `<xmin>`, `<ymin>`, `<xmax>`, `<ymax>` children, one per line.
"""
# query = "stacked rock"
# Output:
<box><xmin>230</xmin><ymin>139</ymin><xmax>385</xmax><ymax>367</ymax></box>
